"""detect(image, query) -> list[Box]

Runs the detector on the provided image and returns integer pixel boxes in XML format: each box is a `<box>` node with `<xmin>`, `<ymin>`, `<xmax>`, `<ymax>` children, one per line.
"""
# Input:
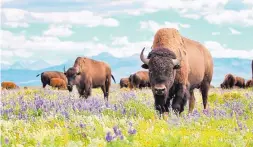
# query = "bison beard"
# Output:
<box><xmin>142</xmin><ymin>48</ymin><xmax>189</xmax><ymax>115</ymax></box>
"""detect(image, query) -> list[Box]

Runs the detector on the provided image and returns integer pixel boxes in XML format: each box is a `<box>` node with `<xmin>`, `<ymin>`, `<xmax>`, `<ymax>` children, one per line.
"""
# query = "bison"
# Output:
<box><xmin>36</xmin><ymin>70</ymin><xmax>67</xmax><ymax>88</ymax></box>
<box><xmin>1</xmin><ymin>81</ymin><xmax>19</xmax><ymax>90</ymax></box>
<box><xmin>220</xmin><ymin>74</ymin><xmax>236</xmax><ymax>89</ymax></box>
<box><xmin>120</xmin><ymin>78</ymin><xmax>130</xmax><ymax>88</ymax></box>
<box><xmin>246</xmin><ymin>80</ymin><xmax>253</xmax><ymax>88</ymax></box>
<box><xmin>50</xmin><ymin>78</ymin><xmax>67</xmax><ymax>90</ymax></box>
<box><xmin>140</xmin><ymin>28</ymin><xmax>213</xmax><ymax>115</ymax></box>
<box><xmin>64</xmin><ymin>57</ymin><xmax>116</xmax><ymax>101</ymax></box>
<box><xmin>221</xmin><ymin>74</ymin><xmax>245</xmax><ymax>89</ymax></box>
<box><xmin>235</xmin><ymin>76</ymin><xmax>245</xmax><ymax>88</ymax></box>
<box><xmin>129</xmin><ymin>71</ymin><xmax>150</xmax><ymax>89</ymax></box>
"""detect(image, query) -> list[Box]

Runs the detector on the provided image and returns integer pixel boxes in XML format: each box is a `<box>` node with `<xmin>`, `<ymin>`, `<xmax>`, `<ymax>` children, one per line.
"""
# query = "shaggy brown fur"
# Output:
<box><xmin>129</xmin><ymin>71</ymin><xmax>150</xmax><ymax>89</ymax></box>
<box><xmin>220</xmin><ymin>74</ymin><xmax>236</xmax><ymax>89</ymax></box>
<box><xmin>141</xmin><ymin>28</ymin><xmax>213</xmax><ymax>114</ymax></box>
<box><xmin>36</xmin><ymin>71</ymin><xmax>67</xmax><ymax>88</ymax></box>
<box><xmin>246</xmin><ymin>80</ymin><xmax>253</xmax><ymax>88</ymax></box>
<box><xmin>235</xmin><ymin>76</ymin><xmax>245</xmax><ymax>88</ymax></box>
<box><xmin>50</xmin><ymin>78</ymin><xmax>67</xmax><ymax>90</ymax></box>
<box><xmin>1</xmin><ymin>81</ymin><xmax>19</xmax><ymax>89</ymax></box>
<box><xmin>120</xmin><ymin>78</ymin><xmax>130</xmax><ymax>88</ymax></box>
<box><xmin>65</xmin><ymin>57</ymin><xmax>116</xmax><ymax>101</ymax></box>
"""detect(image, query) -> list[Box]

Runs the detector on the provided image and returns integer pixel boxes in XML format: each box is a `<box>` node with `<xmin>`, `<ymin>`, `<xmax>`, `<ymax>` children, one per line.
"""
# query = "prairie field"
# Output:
<box><xmin>1</xmin><ymin>86</ymin><xmax>253</xmax><ymax>147</ymax></box>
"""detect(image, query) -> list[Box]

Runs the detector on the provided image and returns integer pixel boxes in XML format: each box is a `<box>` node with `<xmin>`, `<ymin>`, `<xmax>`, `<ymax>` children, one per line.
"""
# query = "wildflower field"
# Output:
<box><xmin>1</xmin><ymin>86</ymin><xmax>253</xmax><ymax>147</ymax></box>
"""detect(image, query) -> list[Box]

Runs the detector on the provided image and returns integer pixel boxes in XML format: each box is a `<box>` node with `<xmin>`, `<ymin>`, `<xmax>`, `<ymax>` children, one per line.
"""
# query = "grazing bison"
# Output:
<box><xmin>36</xmin><ymin>70</ymin><xmax>67</xmax><ymax>88</ymax></box>
<box><xmin>140</xmin><ymin>28</ymin><xmax>213</xmax><ymax>114</ymax></box>
<box><xmin>24</xmin><ymin>86</ymin><xmax>28</xmax><ymax>89</ymax></box>
<box><xmin>220</xmin><ymin>74</ymin><xmax>236</xmax><ymax>89</ymax></box>
<box><xmin>1</xmin><ymin>81</ymin><xmax>19</xmax><ymax>89</ymax></box>
<box><xmin>120</xmin><ymin>78</ymin><xmax>130</xmax><ymax>88</ymax></box>
<box><xmin>64</xmin><ymin>57</ymin><xmax>116</xmax><ymax>101</ymax></box>
<box><xmin>50</xmin><ymin>78</ymin><xmax>67</xmax><ymax>90</ymax></box>
<box><xmin>221</xmin><ymin>74</ymin><xmax>245</xmax><ymax>89</ymax></box>
<box><xmin>129</xmin><ymin>71</ymin><xmax>150</xmax><ymax>89</ymax></box>
<box><xmin>235</xmin><ymin>76</ymin><xmax>245</xmax><ymax>88</ymax></box>
<box><xmin>246</xmin><ymin>80</ymin><xmax>253</xmax><ymax>88</ymax></box>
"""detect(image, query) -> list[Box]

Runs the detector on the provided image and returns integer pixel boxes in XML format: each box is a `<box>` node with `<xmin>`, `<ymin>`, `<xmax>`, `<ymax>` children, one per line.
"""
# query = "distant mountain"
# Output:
<box><xmin>4</xmin><ymin>60</ymin><xmax>52</xmax><ymax>70</ymax></box>
<box><xmin>1</xmin><ymin>53</ymin><xmax>252</xmax><ymax>87</ymax></box>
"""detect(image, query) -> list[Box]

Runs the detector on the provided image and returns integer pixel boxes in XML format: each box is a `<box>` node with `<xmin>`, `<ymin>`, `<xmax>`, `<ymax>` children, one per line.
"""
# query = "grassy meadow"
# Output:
<box><xmin>1</xmin><ymin>85</ymin><xmax>253</xmax><ymax>147</ymax></box>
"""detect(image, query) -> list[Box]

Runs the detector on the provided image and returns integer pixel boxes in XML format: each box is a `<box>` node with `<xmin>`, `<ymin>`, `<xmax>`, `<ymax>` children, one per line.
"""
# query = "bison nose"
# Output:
<box><xmin>67</xmin><ymin>85</ymin><xmax>73</xmax><ymax>92</ymax></box>
<box><xmin>154</xmin><ymin>88</ymin><xmax>166</xmax><ymax>95</ymax></box>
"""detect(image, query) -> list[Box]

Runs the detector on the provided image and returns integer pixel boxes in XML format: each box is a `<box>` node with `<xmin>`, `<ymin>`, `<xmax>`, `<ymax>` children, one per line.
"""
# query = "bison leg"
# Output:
<box><xmin>101</xmin><ymin>85</ymin><xmax>108</xmax><ymax>101</ymax></box>
<box><xmin>188</xmin><ymin>90</ymin><xmax>195</xmax><ymax>113</ymax></box>
<box><xmin>172</xmin><ymin>84</ymin><xmax>188</xmax><ymax>115</ymax></box>
<box><xmin>200</xmin><ymin>82</ymin><xmax>210</xmax><ymax>109</ymax></box>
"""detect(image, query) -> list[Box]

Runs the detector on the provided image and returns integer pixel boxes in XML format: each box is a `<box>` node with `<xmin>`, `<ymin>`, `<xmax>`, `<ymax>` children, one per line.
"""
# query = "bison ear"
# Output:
<box><xmin>173</xmin><ymin>64</ymin><xmax>181</xmax><ymax>69</ymax></box>
<box><xmin>141</xmin><ymin>64</ymin><xmax>149</xmax><ymax>69</ymax></box>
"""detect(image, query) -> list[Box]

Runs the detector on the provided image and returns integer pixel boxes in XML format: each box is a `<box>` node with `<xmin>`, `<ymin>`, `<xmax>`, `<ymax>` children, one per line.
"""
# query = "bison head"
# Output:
<box><xmin>64</xmin><ymin>67</ymin><xmax>81</xmax><ymax>92</ymax></box>
<box><xmin>140</xmin><ymin>47</ymin><xmax>182</xmax><ymax>111</ymax></box>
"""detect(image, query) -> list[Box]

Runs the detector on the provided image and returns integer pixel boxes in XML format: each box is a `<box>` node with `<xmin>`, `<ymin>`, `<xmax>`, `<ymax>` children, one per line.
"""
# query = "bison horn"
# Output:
<box><xmin>140</xmin><ymin>47</ymin><xmax>150</xmax><ymax>65</ymax></box>
<box><xmin>172</xmin><ymin>50</ymin><xmax>183</xmax><ymax>66</ymax></box>
<box><xmin>64</xmin><ymin>66</ymin><xmax>66</xmax><ymax>72</ymax></box>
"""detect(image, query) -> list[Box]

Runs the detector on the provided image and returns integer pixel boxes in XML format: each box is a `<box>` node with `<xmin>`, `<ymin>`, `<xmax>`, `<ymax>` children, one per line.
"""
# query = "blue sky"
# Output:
<box><xmin>1</xmin><ymin>0</ymin><xmax>253</xmax><ymax>66</ymax></box>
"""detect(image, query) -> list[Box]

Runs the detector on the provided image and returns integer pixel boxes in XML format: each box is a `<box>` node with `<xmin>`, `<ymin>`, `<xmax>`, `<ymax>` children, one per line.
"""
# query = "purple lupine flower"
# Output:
<box><xmin>35</xmin><ymin>99</ymin><xmax>43</xmax><ymax>109</ymax></box>
<box><xmin>80</xmin><ymin>123</ymin><xmax>85</xmax><ymax>128</ymax></box>
<box><xmin>128</xmin><ymin>128</ymin><xmax>136</xmax><ymax>135</ymax></box>
<box><xmin>5</xmin><ymin>138</ymin><xmax>9</xmax><ymax>144</ymax></box>
<box><xmin>105</xmin><ymin>132</ymin><xmax>113</xmax><ymax>142</ymax></box>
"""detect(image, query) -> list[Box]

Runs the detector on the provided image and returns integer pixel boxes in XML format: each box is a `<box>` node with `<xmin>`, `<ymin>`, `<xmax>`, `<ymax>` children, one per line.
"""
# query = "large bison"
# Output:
<box><xmin>246</xmin><ymin>80</ymin><xmax>253</xmax><ymax>88</ymax></box>
<box><xmin>36</xmin><ymin>70</ymin><xmax>67</xmax><ymax>88</ymax></box>
<box><xmin>129</xmin><ymin>71</ymin><xmax>150</xmax><ymax>89</ymax></box>
<box><xmin>220</xmin><ymin>74</ymin><xmax>245</xmax><ymax>89</ymax></box>
<box><xmin>1</xmin><ymin>81</ymin><xmax>19</xmax><ymax>90</ymax></box>
<box><xmin>50</xmin><ymin>78</ymin><xmax>67</xmax><ymax>90</ymax></box>
<box><xmin>64</xmin><ymin>57</ymin><xmax>116</xmax><ymax>101</ymax></box>
<box><xmin>235</xmin><ymin>76</ymin><xmax>245</xmax><ymax>88</ymax></box>
<box><xmin>220</xmin><ymin>74</ymin><xmax>236</xmax><ymax>89</ymax></box>
<box><xmin>140</xmin><ymin>28</ymin><xmax>213</xmax><ymax>114</ymax></box>
<box><xmin>120</xmin><ymin>78</ymin><xmax>130</xmax><ymax>88</ymax></box>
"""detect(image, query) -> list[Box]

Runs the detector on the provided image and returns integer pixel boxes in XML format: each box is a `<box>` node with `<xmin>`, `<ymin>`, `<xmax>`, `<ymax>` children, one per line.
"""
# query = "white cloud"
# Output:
<box><xmin>0</xmin><ymin>30</ymin><xmax>152</xmax><ymax>64</ymax></box>
<box><xmin>3</xmin><ymin>22</ymin><xmax>29</xmax><ymax>28</ymax></box>
<box><xmin>243</xmin><ymin>0</ymin><xmax>253</xmax><ymax>5</ymax></box>
<box><xmin>2</xmin><ymin>8</ymin><xmax>119</xmax><ymax>27</ymax></box>
<box><xmin>180</xmin><ymin>14</ymin><xmax>201</xmax><ymax>20</ymax></box>
<box><xmin>204</xmin><ymin>9</ymin><xmax>253</xmax><ymax>26</ymax></box>
<box><xmin>140</xmin><ymin>20</ymin><xmax>190</xmax><ymax>33</ymax></box>
<box><xmin>229</xmin><ymin>28</ymin><xmax>241</xmax><ymax>35</ymax></box>
<box><xmin>93</xmin><ymin>37</ymin><xmax>99</xmax><ymax>41</ymax></box>
<box><xmin>43</xmin><ymin>25</ymin><xmax>73</xmax><ymax>37</ymax></box>
<box><xmin>212</xmin><ymin>32</ymin><xmax>220</xmax><ymax>35</ymax></box>
<box><xmin>204</xmin><ymin>41</ymin><xmax>253</xmax><ymax>59</ymax></box>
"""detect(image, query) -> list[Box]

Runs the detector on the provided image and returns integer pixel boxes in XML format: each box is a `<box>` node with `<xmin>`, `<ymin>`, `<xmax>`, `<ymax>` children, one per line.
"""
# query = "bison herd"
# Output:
<box><xmin>1</xmin><ymin>28</ymin><xmax>253</xmax><ymax>116</ymax></box>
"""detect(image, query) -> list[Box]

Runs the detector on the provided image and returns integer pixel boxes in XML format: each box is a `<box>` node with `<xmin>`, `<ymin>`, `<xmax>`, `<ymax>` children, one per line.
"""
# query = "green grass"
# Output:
<box><xmin>1</xmin><ymin>87</ymin><xmax>253</xmax><ymax>147</ymax></box>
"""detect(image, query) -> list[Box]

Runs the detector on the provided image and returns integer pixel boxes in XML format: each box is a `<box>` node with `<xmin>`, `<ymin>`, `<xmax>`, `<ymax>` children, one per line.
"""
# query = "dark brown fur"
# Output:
<box><xmin>246</xmin><ymin>80</ymin><xmax>253</xmax><ymax>88</ymax></box>
<box><xmin>36</xmin><ymin>71</ymin><xmax>67</xmax><ymax>88</ymax></box>
<box><xmin>129</xmin><ymin>71</ymin><xmax>150</xmax><ymax>89</ymax></box>
<box><xmin>140</xmin><ymin>28</ymin><xmax>213</xmax><ymax>115</ymax></box>
<box><xmin>235</xmin><ymin>76</ymin><xmax>245</xmax><ymax>88</ymax></box>
<box><xmin>1</xmin><ymin>81</ymin><xmax>19</xmax><ymax>89</ymax></box>
<box><xmin>220</xmin><ymin>74</ymin><xmax>236</xmax><ymax>89</ymax></box>
<box><xmin>120</xmin><ymin>78</ymin><xmax>130</xmax><ymax>88</ymax></box>
<box><xmin>50</xmin><ymin>78</ymin><xmax>67</xmax><ymax>90</ymax></box>
<box><xmin>65</xmin><ymin>57</ymin><xmax>116</xmax><ymax>101</ymax></box>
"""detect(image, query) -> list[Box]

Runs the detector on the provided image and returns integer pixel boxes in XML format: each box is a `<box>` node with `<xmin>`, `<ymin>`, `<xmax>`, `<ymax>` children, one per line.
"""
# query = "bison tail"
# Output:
<box><xmin>36</xmin><ymin>72</ymin><xmax>44</xmax><ymax>77</ymax></box>
<box><xmin>111</xmin><ymin>75</ymin><xmax>116</xmax><ymax>83</ymax></box>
